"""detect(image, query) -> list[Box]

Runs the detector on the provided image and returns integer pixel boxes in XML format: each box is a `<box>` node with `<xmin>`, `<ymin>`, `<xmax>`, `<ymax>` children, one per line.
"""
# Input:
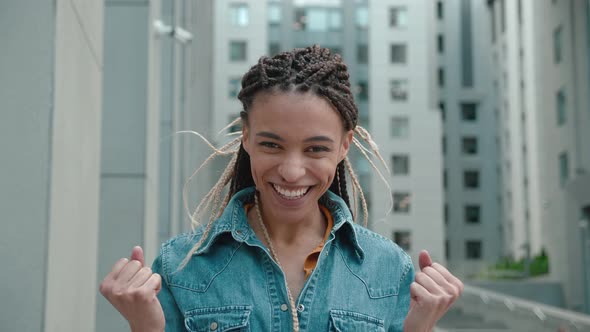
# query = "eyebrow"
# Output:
<box><xmin>256</xmin><ymin>131</ymin><xmax>335</xmax><ymax>143</ymax></box>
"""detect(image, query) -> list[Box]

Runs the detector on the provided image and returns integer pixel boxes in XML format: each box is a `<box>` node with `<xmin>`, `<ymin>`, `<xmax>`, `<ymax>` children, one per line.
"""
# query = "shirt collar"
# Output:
<box><xmin>193</xmin><ymin>186</ymin><xmax>364</xmax><ymax>261</ymax></box>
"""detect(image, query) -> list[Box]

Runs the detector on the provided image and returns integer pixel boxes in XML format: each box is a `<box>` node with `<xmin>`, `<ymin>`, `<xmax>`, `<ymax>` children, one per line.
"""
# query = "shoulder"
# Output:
<box><xmin>156</xmin><ymin>229</ymin><xmax>206</xmax><ymax>276</ymax></box>
<box><xmin>335</xmin><ymin>223</ymin><xmax>414</xmax><ymax>297</ymax></box>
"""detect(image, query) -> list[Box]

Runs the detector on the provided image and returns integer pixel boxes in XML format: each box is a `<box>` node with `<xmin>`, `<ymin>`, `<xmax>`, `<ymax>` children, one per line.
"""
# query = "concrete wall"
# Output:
<box><xmin>0</xmin><ymin>0</ymin><xmax>104</xmax><ymax>331</ymax></box>
<box><xmin>440</xmin><ymin>0</ymin><xmax>502</xmax><ymax>277</ymax></box>
<box><xmin>369</xmin><ymin>0</ymin><xmax>444</xmax><ymax>265</ymax></box>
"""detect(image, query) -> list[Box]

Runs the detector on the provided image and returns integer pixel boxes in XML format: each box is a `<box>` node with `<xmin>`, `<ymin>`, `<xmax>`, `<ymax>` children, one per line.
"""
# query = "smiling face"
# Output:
<box><xmin>242</xmin><ymin>91</ymin><xmax>353</xmax><ymax>222</ymax></box>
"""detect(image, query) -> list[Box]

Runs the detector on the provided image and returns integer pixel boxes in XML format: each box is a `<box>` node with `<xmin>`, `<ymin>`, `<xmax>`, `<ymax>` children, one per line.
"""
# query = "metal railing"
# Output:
<box><xmin>436</xmin><ymin>284</ymin><xmax>590</xmax><ymax>331</ymax></box>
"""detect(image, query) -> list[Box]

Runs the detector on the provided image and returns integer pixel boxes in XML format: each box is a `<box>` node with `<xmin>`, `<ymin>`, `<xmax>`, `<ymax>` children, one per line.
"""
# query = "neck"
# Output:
<box><xmin>249</xmin><ymin>194</ymin><xmax>326</xmax><ymax>246</ymax></box>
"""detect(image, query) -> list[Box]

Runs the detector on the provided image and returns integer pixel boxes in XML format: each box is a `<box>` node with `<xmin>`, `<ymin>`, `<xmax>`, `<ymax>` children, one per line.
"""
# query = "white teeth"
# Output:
<box><xmin>272</xmin><ymin>184</ymin><xmax>310</xmax><ymax>200</ymax></box>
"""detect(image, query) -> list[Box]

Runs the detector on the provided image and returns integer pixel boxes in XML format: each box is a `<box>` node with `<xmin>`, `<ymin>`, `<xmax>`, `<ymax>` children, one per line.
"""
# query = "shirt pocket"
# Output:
<box><xmin>328</xmin><ymin>309</ymin><xmax>385</xmax><ymax>332</ymax></box>
<box><xmin>184</xmin><ymin>305</ymin><xmax>252</xmax><ymax>332</ymax></box>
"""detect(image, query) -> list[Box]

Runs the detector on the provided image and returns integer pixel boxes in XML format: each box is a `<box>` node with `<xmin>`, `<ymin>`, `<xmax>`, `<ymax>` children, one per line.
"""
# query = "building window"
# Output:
<box><xmin>438</xmin><ymin>68</ymin><xmax>445</xmax><ymax>87</ymax></box>
<box><xmin>437</xmin><ymin>1</ymin><xmax>443</xmax><ymax>20</ymax></box>
<box><xmin>230</xmin><ymin>41</ymin><xmax>247</xmax><ymax>61</ymax></box>
<box><xmin>357</xmin><ymin>81</ymin><xmax>368</xmax><ymax>101</ymax></box>
<box><xmin>356</xmin><ymin>5</ymin><xmax>368</xmax><ymax>29</ymax></box>
<box><xmin>391</xmin><ymin>117</ymin><xmax>409</xmax><ymax>138</ymax></box>
<box><xmin>294</xmin><ymin>9</ymin><xmax>306</xmax><ymax>30</ymax></box>
<box><xmin>490</xmin><ymin>2</ymin><xmax>496</xmax><ymax>42</ymax></box>
<box><xmin>464</xmin><ymin>170</ymin><xmax>480</xmax><ymax>189</ymax></box>
<box><xmin>228</xmin><ymin>77</ymin><xmax>241</xmax><ymax>98</ymax></box>
<box><xmin>390</xmin><ymin>79</ymin><xmax>408</xmax><ymax>101</ymax></box>
<box><xmin>389</xmin><ymin>7</ymin><xmax>408</xmax><ymax>28</ymax></box>
<box><xmin>228</xmin><ymin>114</ymin><xmax>242</xmax><ymax>133</ymax></box>
<box><xmin>304</xmin><ymin>8</ymin><xmax>343</xmax><ymax>32</ymax></box>
<box><xmin>393</xmin><ymin>231</ymin><xmax>411</xmax><ymax>251</ymax></box>
<box><xmin>392</xmin><ymin>154</ymin><xmax>410</xmax><ymax>175</ymax></box>
<box><xmin>462</xmin><ymin>136</ymin><xmax>478</xmax><ymax>155</ymax></box>
<box><xmin>559</xmin><ymin>151</ymin><xmax>569</xmax><ymax>187</ymax></box>
<box><xmin>268</xmin><ymin>3</ymin><xmax>282</xmax><ymax>25</ymax></box>
<box><xmin>500</xmin><ymin>0</ymin><xmax>506</xmax><ymax>33</ymax></box>
<box><xmin>437</xmin><ymin>34</ymin><xmax>444</xmax><ymax>53</ymax></box>
<box><xmin>393</xmin><ymin>192</ymin><xmax>411</xmax><ymax>213</ymax></box>
<box><xmin>327</xmin><ymin>9</ymin><xmax>343</xmax><ymax>30</ymax></box>
<box><xmin>390</xmin><ymin>44</ymin><xmax>407</xmax><ymax>64</ymax></box>
<box><xmin>466</xmin><ymin>240</ymin><xmax>482</xmax><ymax>259</ymax></box>
<box><xmin>442</xmin><ymin>136</ymin><xmax>446</xmax><ymax>155</ymax></box>
<box><xmin>461</xmin><ymin>103</ymin><xmax>477</xmax><ymax>121</ymax></box>
<box><xmin>445</xmin><ymin>240</ymin><xmax>450</xmax><ymax>259</ymax></box>
<box><xmin>443</xmin><ymin>169</ymin><xmax>447</xmax><ymax>188</ymax></box>
<box><xmin>554</xmin><ymin>25</ymin><xmax>562</xmax><ymax>64</ymax></box>
<box><xmin>465</xmin><ymin>205</ymin><xmax>481</xmax><ymax>223</ymax></box>
<box><xmin>557</xmin><ymin>88</ymin><xmax>566</xmax><ymax>125</ymax></box>
<box><xmin>357</xmin><ymin>44</ymin><xmax>368</xmax><ymax>64</ymax></box>
<box><xmin>269</xmin><ymin>43</ymin><xmax>280</xmax><ymax>56</ymax></box>
<box><xmin>439</xmin><ymin>102</ymin><xmax>445</xmax><ymax>121</ymax></box>
<box><xmin>229</xmin><ymin>3</ymin><xmax>249</xmax><ymax>27</ymax></box>
<box><xmin>461</xmin><ymin>0</ymin><xmax>473</xmax><ymax>87</ymax></box>
<box><xmin>444</xmin><ymin>204</ymin><xmax>449</xmax><ymax>224</ymax></box>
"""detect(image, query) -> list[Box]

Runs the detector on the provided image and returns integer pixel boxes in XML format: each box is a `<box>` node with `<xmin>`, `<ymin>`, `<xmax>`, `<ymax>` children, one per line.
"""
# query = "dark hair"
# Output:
<box><xmin>230</xmin><ymin>45</ymin><xmax>359</xmax><ymax>211</ymax></box>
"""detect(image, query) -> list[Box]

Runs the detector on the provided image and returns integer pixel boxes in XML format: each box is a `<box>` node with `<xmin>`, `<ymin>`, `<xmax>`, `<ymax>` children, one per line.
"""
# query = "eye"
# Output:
<box><xmin>259</xmin><ymin>141</ymin><xmax>281</xmax><ymax>149</ymax></box>
<box><xmin>306</xmin><ymin>146</ymin><xmax>331</xmax><ymax>153</ymax></box>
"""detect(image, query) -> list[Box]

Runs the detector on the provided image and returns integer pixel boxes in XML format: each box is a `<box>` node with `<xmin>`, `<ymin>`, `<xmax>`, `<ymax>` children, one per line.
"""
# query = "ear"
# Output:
<box><xmin>339</xmin><ymin>130</ymin><xmax>353</xmax><ymax>162</ymax></box>
<box><xmin>241</xmin><ymin>122</ymin><xmax>250</xmax><ymax>154</ymax></box>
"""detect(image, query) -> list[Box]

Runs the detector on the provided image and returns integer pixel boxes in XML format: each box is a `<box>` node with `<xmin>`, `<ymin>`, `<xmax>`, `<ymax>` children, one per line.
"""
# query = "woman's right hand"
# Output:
<box><xmin>99</xmin><ymin>246</ymin><xmax>165</xmax><ymax>332</ymax></box>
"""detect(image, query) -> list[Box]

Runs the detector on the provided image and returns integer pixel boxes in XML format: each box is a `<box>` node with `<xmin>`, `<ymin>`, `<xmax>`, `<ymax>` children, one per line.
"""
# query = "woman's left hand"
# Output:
<box><xmin>403</xmin><ymin>250</ymin><xmax>464</xmax><ymax>332</ymax></box>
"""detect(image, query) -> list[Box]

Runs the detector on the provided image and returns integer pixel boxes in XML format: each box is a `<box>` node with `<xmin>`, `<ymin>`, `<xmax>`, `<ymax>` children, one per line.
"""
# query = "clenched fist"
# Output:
<box><xmin>99</xmin><ymin>246</ymin><xmax>165</xmax><ymax>332</ymax></box>
<box><xmin>403</xmin><ymin>250</ymin><xmax>464</xmax><ymax>332</ymax></box>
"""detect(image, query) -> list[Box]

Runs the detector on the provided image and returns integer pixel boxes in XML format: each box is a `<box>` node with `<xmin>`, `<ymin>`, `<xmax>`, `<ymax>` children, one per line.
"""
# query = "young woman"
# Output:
<box><xmin>100</xmin><ymin>45</ymin><xmax>463</xmax><ymax>332</ymax></box>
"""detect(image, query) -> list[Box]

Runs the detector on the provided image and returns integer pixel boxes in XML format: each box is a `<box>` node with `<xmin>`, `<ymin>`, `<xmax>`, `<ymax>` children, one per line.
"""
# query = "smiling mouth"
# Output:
<box><xmin>271</xmin><ymin>183</ymin><xmax>312</xmax><ymax>200</ymax></box>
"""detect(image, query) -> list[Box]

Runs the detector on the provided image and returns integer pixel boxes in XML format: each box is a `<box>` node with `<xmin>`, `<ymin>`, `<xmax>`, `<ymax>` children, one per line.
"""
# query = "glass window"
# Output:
<box><xmin>464</xmin><ymin>170</ymin><xmax>480</xmax><ymax>189</ymax></box>
<box><xmin>392</xmin><ymin>154</ymin><xmax>410</xmax><ymax>175</ymax></box>
<box><xmin>357</xmin><ymin>44</ymin><xmax>368</xmax><ymax>64</ymax></box>
<box><xmin>465</xmin><ymin>205</ymin><xmax>481</xmax><ymax>223</ymax></box>
<box><xmin>229</xmin><ymin>3</ymin><xmax>249</xmax><ymax>27</ymax></box>
<box><xmin>228</xmin><ymin>77</ymin><xmax>241</xmax><ymax>98</ymax></box>
<box><xmin>268</xmin><ymin>3</ymin><xmax>282</xmax><ymax>25</ymax></box>
<box><xmin>391</xmin><ymin>117</ymin><xmax>409</xmax><ymax>138</ymax></box>
<box><xmin>440</xmin><ymin>102</ymin><xmax>445</xmax><ymax>121</ymax></box>
<box><xmin>357</xmin><ymin>81</ymin><xmax>368</xmax><ymax>101</ymax></box>
<box><xmin>294</xmin><ymin>9</ymin><xmax>306</xmax><ymax>30</ymax></box>
<box><xmin>269</xmin><ymin>43</ymin><xmax>280</xmax><ymax>56</ymax></box>
<box><xmin>466</xmin><ymin>240</ymin><xmax>482</xmax><ymax>259</ymax></box>
<box><xmin>356</xmin><ymin>5</ymin><xmax>368</xmax><ymax>29</ymax></box>
<box><xmin>307</xmin><ymin>8</ymin><xmax>328</xmax><ymax>31</ymax></box>
<box><xmin>557</xmin><ymin>88</ymin><xmax>566</xmax><ymax>125</ymax></box>
<box><xmin>462</xmin><ymin>136</ymin><xmax>478</xmax><ymax>155</ymax></box>
<box><xmin>554</xmin><ymin>25</ymin><xmax>562</xmax><ymax>63</ymax></box>
<box><xmin>390</xmin><ymin>79</ymin><xmax>408</xmax><ymax>101</ymax></box>
<box><xmin>444</xmin><ymin>204</ymin><xmax>449</xmax><ymax>224</ymax></box>
<box><xmin>389</xmin><ymin>7</ymin><xmax>408</xmax><ymax>28</ymax></box>
<box><xmin>227</xmin><ymin>114</ymin><xmax>242</xmax><ymax>133</ymax></box>
<box><xmin>393</xmin><ymin>192</ymin><xmax>411</xmax><ymax>213</ymax></box>
<box><xmin>328</xmin><ymin>9</ymin><xmax>342</xmax><ymax>30</ymax></box>
<box><xmin>393</xmin><ymin>231</ymin><xmax>411</xmax><ymax>251</ymax></box>
<box><xmin>559</xmin><ymin>151</ymin><xmax>569</xmax><ymax>186</ymax></box>
<box><xmin>438</xmin><ymin>68</ymin><xmax>445</xmax><ymax>87</ymax></box>
<box><xmin>230</xmin><ymin>41</ymin><xmax>247</xmax><ymax>61</ymax></box>
<box><xmin>390</xmin><ymin>44</ymin><xmax>407</xmax><ymax>64</ymax></box>
<box><xmin>437</xmin><ymin>1</ymin><xmax>443</xmax><ymax>19</ymax></box>
<box><xmin>438</xmin><ymin>34</ymin><xmax>444</xmax><ymax>53</ymax></box>
<box><xmin>461</xmin><ymin>103</ymin><xmax>477</xmax><ymax>121</ymax></box>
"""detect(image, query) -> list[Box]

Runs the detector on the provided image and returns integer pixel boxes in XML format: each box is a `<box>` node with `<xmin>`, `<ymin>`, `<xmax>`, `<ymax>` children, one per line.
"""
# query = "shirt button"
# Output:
<box><xmin>297</xmin><ymin>304</ymin><xmax>305</xmax><ymax>312</ymax></box>
<box><xmin>210</xmin><ymin>322</ymin><xmax>218</xmax><ymax>330</ymax></box>
<box><xmin>280</xmin><ymin>303</ymin><xmax>288</xmax><ymax>311</ymax></box>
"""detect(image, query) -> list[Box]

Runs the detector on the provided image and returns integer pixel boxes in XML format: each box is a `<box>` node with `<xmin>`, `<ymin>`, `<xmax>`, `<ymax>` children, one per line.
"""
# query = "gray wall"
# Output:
<box><xmin>0</xmin><ymin>1</ymin><xmax>104</xmax><ymax>331</ymax></box>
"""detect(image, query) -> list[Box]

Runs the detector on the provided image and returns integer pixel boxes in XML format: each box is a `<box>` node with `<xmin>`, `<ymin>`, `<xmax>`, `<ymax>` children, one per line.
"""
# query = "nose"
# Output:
<box><xmin>278</xmin><ymin>156</ymin><xmax>305</xmax><ymax>183</ymax></box>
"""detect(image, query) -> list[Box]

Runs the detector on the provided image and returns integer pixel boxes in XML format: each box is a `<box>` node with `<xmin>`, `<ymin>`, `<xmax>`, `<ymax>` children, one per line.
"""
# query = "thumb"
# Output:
<box><xmin>130</xmin><ymin>246</ymin><xmax>145</xmax><ymax>266</ymax></box>
<box><xmin>418</xmin><ymin>250</ymin><xmax>432</xmax><ymax>271</ymax></box>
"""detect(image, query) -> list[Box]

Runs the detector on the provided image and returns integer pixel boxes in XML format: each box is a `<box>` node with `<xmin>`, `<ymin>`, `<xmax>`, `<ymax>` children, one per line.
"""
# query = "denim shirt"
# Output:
<box><xmin>152</xmin><ymin>187</ymin><xmax>414</xmax><ymax>332</ymax></box>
